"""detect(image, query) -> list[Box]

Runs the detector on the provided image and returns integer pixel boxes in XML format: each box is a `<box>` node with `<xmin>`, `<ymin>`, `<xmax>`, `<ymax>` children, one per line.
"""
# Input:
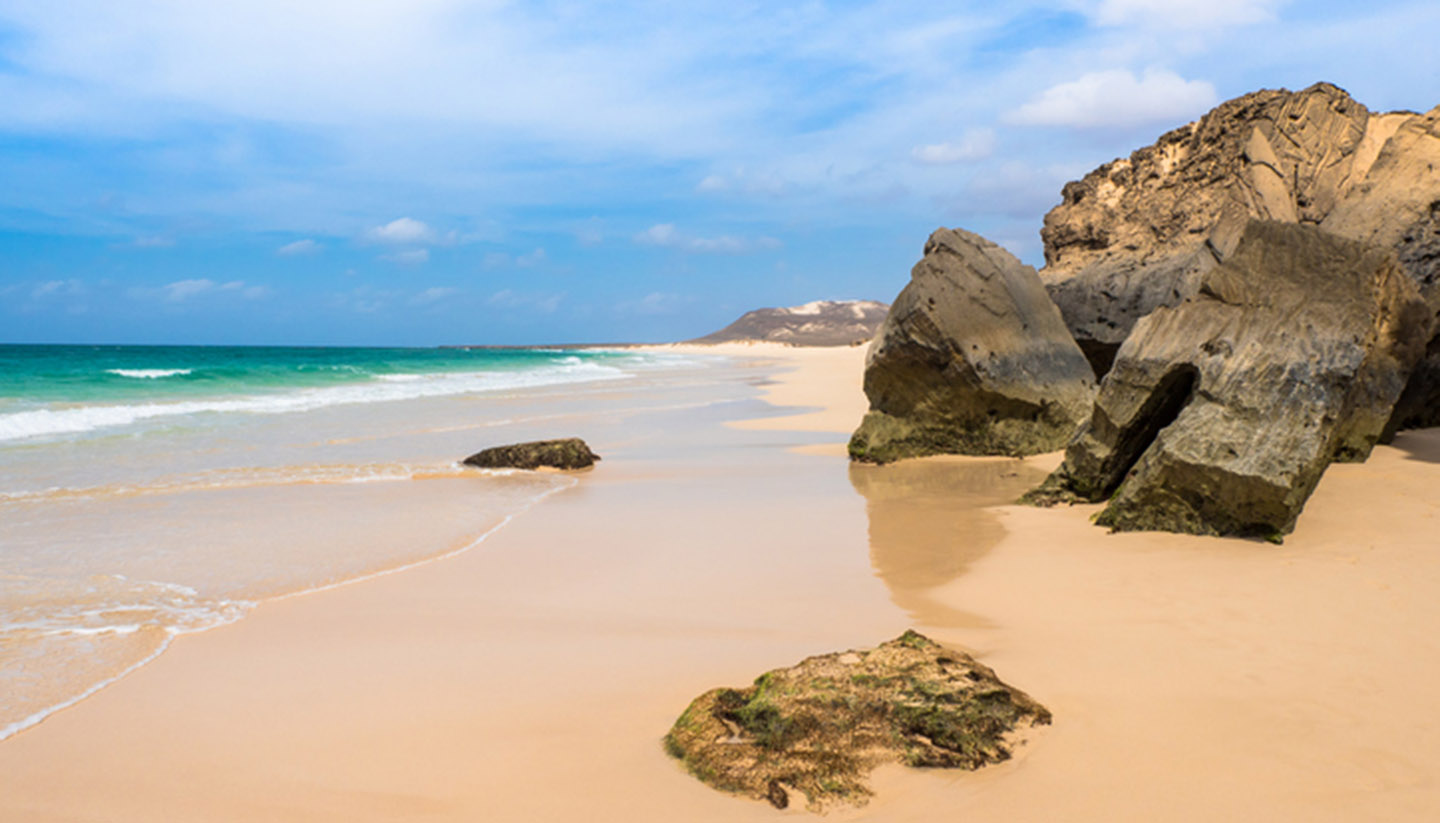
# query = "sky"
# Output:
<box><xmin>1</xmin><ymin>0</ymin><xmax>1437</xmax><ymax>346</ymax></box>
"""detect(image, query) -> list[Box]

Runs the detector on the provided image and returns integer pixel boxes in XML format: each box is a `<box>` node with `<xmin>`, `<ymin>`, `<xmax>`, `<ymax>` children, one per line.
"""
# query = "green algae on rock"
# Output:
<box><xmin>850</xmin><ymin>228</ymin><xmax>1095</xmax><ymax>465</ymax></box>
<box><xmin>461</xmin><ymin>438</ymin><xmax>599</xmax><ymax>470</ymax></box>
<box><xmin>1027</xmin><ymin>221</ymin><xmax>1431</xmax><ymax>540</ymax></box>
<box><xmin>663</xmin><ymin>631</ymin><xmax>1050</xmax><ymax>811</ymax></box>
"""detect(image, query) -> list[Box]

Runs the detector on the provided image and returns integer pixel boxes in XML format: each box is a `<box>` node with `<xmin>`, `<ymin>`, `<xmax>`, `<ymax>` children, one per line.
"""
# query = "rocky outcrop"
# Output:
<box><xmin>1040</xmin><ymin>83</ymin><xmax>1440</xmax><ymax>390</ymax></box>
<box><xmin>848</xmin><ymin>229</ymin><xmax>1096</xmax><ymax>463</ymax></box>
<box><xmin>664</xmin><ymin>631</ymin><xmax>1050</xmax><ymax>811</ymax></box>
<box><xmin>692</xmin><ymin>300</ymin><xmax>889</xmax><ymax>346</ymax></box>
<box><xmin>461</xmin><ymin>438</ymin><xmax>599</xmax><ymax>470</ymax></box>
<box><xmin>1028</xmin><ymin>221</ymin><xmax>1431</xmax><ymax>539</ymax></box>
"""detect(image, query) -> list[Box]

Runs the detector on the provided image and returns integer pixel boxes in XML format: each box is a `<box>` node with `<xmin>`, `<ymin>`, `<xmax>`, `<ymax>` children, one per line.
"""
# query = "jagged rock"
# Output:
<box><xmin>663</xmin><ymin>631</ymin><xmax>1050</xmax><ymax>811</ymax></box>
<box><xmin>849</xmin><ymin>229</ymin><xmax>1096</xmax><ymax>463</ymax></box>
<box><xmin>461</xmin><ymin>438</ymin><xmax>599</xmax><ymax>470</ymax></box>
<box><xmin>692</xmin><ymin>300</ymin><xmax>889</xmax><ymax>346</ymax></box>
<box><xmin>1039</xmin><ymin>83</ymin><xmax>1440</xmax><ymax>396</ymax></box>
<box><xmin>1027</xmin><ymin>221</ymin><xmax>1431</xmax><ymax>539</ymax></box>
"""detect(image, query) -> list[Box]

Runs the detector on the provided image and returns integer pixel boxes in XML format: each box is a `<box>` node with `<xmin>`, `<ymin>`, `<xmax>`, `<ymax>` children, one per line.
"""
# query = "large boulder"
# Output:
<box><xmin>1040</xmin><ymin>83</ymin><xmax>1440</xmax><ymax>402</ymax></box>
<box><xmin>1028</xmin><ymin>221</ymin><xmax>1431</xmax><ymax>540</ymax></box>
<box><xmin>664</xmin><ymin>631</ymin><xmax>1050</xmax><ymax>811</ymax></box>
<box><xmin>461</xmin><ymin>438</ymin><xmax>599</xmax><ymax>470</ymax></box>
<box><xmin>848</xmin><ymin>229</ymin><xmax>1096</xmax><ymax>463</ymax></box>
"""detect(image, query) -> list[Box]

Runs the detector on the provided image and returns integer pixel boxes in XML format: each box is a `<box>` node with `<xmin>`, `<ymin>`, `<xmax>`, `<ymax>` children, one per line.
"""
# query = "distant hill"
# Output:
<box><xmin>692</xmin><ymin>300</ymin><xmax>889</xmax><ymax>346</ymax></box>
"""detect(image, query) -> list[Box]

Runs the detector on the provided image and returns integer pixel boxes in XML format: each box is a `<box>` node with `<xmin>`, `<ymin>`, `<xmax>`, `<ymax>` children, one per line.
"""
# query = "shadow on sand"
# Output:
<box><xmin>1391</xmin><ymin>428</ymin><xmax>1440</xmax><ymax>464</ymax></box>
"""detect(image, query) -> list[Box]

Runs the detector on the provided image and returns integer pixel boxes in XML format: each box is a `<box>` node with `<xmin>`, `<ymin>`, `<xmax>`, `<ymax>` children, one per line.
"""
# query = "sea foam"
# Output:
<box><xmin>0</xmin><ymin>361</ymin><xmax>627</xmax><ymax>443</ymax></box>
<box><xmin>105</xmin><ymin>368</ymin><xmax>193</xmax><ymax>379</ymax></box>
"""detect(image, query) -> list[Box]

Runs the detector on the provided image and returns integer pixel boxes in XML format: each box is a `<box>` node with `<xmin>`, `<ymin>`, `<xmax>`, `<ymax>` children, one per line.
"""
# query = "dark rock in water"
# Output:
<box><xmin>461</xmin><ymin>438</ymin><xmax>599</xmax><ymax>470</ymax></box>
<box><xmin>849</xmin><ymin>228</ymin><xmax>1096</xmax><ymax>464</ymax></box>
<box><xmin>1028</xmin><ymin>221</ymin><xmax>1431</xmax><ymax>540</ymax></box>
<box><xmin>692</xmin><ymin>300</ymin><xmax>890</xmax><ymax>347</ymax></box>
<box><xmin>663</xmin><ymin>631</ymin><xmax>1050</xmax><ymax>811</ymax></box>
<box><xmin>1038</xmin><ymin>83</ymin><xmax>1440</xmax><ymax>392</ymax></box>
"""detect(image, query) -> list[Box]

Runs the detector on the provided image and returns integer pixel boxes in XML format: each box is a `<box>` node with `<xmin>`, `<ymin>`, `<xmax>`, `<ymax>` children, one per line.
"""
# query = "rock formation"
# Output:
<box><xmin>1028</xmin><ymin>221</ymin><xmax>1431</xmax><ymax>539</ymax></box>
<box><xmin>1039</xmin><ymin>82</ymin><xmax>1440</xmax><ymax>398</ymax></box>
<box><xmin>692</xmin><ymin>300</ymin><xmax>889</xmax><ymax>346</ymax></box>
<box><xmin>849</xmin><ymin>229</ymin><xmax>1096</xmax><ymax>463</ymax></box>
<box><xmin>664</xmin><ymin>631</ymin><xmax>1050</xmax><ymax>811</ymax></box>
<box><xmin>461</xmin><ymin>438</ymin><xmax>599</xmax><ymax>470</ymax></box>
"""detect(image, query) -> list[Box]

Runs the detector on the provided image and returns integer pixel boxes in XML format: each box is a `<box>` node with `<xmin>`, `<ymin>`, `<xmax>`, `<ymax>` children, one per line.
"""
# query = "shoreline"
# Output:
<box><xmin>4</xmin><ymin>344</ymin><xmax>1440</xmax><ymax>821</ymax></box>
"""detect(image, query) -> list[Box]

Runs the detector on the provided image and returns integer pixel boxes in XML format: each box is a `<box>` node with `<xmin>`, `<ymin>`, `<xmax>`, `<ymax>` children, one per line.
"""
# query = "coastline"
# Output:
<box><xmin>0</xmin><ymin>342</ymin><xmax>891</xmax><ymax>822</ymax></box>
<box><xmin>3</xmin><ymin>343</ymin><xmax>1439</xmax><ymax>821</ymax></box>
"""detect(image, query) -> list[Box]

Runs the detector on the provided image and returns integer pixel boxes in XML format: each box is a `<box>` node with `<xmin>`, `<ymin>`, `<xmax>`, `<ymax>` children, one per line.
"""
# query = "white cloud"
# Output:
<box><xmin>516</xmin><ymin>247</ymin><xmax>548</xmax><ymax>268</ymax></box>
<box><xmin>911</xmin><ymin>128</ymin><xmax>997</xmax><ymax>165</ymax></box>
<box><xmin>616</xmin><ymin>291</ymin><xmax>691</xmax><ymax>316</ymax></box>
<box><xmin>382</xmin><ymin>248</ymin><xmax>430</xmax><ymax>265</ymax></box>
<box><xmin>634</xmin><ymin>224</ymin><xmax>781</xmax><ymax>255</ymax></box>
<box><xmin>366</xmin><ymin>217</ymin><xmax>434</xmax><ymax>245</ymax></box>
<box><xmin>161</xmin><ymin>279</ymin><xmax>217</xmax><ymax>302</ymax></box>
<box><xmin>575</xmin><ymin>219</ymin><xmax>604</xmax><ymax>247</ymax></box>
<box><xmin>487</xmin><ymin>289</ymin><xmax>564</xmax><ymax>313</ymax></box>
<box><xmin>696</xmin><ymin>174</ymin><xmax>729</xmax><ymax>192</ymax></box>
<box><xmin>276</xmin><ymin>238</ymin><xmax>321</xmax><ymax>256</ymax></box>
<box><xmin>1005</xmin><ymin>68</ymin><xmax>1218</xmax><ymax>129</ymax></box>
<box><xmin>1091</xmin><ymin>0</ymin><xmax>1283</xmax><ymax>28</ymax></box>
<box><xmin>133</xmin><ymin>235</ymin><xmax>175</xmax><ymax>248</ymax></box>
<box><xmin>694</xmin><ymin>168</ymin><xmax>792</xmax><ymax>198</ymax></box>
<box><xmin>411</xmin><ymin>286</ymin><xmax>459</xmax><ymax>305</ymax></box>
<box><xmin>31</xmin><ymin>279</ymin><xmax>86</xmax><ymax>299</ymax></box>
<box><xmin>150</xmin><ymin>278</ymin><xmax>270</xmax><ymax>302</ymax></box>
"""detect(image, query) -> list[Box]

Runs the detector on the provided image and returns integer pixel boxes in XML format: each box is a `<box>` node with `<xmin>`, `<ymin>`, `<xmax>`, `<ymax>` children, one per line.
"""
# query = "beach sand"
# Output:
<box><xmin>3</xmin><ymin>343</ymin><xmax>1439</xmax><ymax>821</ymax></box>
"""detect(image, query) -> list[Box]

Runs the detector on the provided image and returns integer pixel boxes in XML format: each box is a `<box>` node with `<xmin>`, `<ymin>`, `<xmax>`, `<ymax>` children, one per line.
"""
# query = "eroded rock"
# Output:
<box><xmin>849</xmin><ymin>228</ymin><xmax>1096</xmax><ymax>463</ymax></box>
<box><xmin>1039</xmin><ymin>83</ymin><xmax>1440</xmax><ymax>391</ymax></box>
<box><xmin>664</xmin><ymin>631</ymin><xmax>1050</xmax><ymax>811</ymax></box>
<box><xmin>1028</xmin><ymin>221</ymin><xmax>1431</xmax><ymax>539</ymax></box>
<box><xmin>461</xmin><ymin>438</ymin><xmax>599</xmax><ymax>470</ymax></box>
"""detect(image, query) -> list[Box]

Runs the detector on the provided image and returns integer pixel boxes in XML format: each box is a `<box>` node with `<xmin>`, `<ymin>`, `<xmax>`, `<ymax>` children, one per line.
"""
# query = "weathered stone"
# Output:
<box><xmin>663</xmin><ymin>631</ymin><xmax>1050</xmax><ymax>811</ymax></box>
<box><xmin>849</xmin><ymin>228</ymin><xmax>1096</xmax><ymax>463</ymax></box>
<box><xmin>461</xmin><ymin>438</ymin><xmax>599</xmax><ymax>470</ymax></box>
<box><xmin>692</xmin><ymin>300</ymin><xmax>890</xmax><ymax>347</ymax></box>
<box><xmin>1039</xmin><ymin>83</ymin><xmax>1440</xmax><ymax>398</ymax></box>
<box><xmin>1028</xmin><ymin>221</ymin><xmax>1431</xmax><ymax>540</ymax></box>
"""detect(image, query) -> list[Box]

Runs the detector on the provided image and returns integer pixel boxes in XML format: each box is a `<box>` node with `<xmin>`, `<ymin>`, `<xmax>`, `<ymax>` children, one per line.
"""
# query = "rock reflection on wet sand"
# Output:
<box><xmin>849</xmin><ymin>456</ymin><xmax>1048</xmax><ymax>628</ymax></box>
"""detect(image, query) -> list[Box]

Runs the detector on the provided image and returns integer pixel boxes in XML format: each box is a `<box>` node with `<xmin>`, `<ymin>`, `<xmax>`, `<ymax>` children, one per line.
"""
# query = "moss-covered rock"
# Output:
<box><xmin>663</xmin><ymin>631</ymin><xmax>1050</xmax><ymax>811</ymax></box>
<box><xmin>460</xmin><ymin>438</ymin><xmax>599</xmax><ymax>470</ymax></box>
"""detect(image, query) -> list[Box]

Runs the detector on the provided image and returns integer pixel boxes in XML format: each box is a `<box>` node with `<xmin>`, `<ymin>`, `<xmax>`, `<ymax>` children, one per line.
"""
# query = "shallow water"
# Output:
<box><xmin>0</xmin><ymin>344</ymin><xmax>739</xmax><ymax>740</ymax></box>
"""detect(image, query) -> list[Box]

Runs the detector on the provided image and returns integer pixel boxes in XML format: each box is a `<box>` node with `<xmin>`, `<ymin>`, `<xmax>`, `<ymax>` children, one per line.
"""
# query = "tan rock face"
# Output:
<box><xmin>692</xmin><ymin>300</ymin><xmax>890</xmax><ymax>346</ymax></box>
<box><xmin>849</xmin><ymin>228</ymin><xmax>1096</xmax><ymax>463</ymax></box>
<box><xmin>1029</xmin><ymin>222</ymin><xmax>1432</xmax><ymax>539</ymax></box>
<box><xmin>1041</xmin><ymin>83</ymin><xmax>1440</xmax><ymax>398</ymax></box>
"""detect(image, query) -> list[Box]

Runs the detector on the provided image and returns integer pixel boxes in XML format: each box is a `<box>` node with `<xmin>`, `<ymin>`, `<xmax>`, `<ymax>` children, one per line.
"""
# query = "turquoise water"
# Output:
<box><xmin>0</xmin><ymin>341</ymin><xmax>727</xmax><ymax>741</ymax></box>
<box><xmin>0</xmin><ymin>344</ymin><xmax>640</xmax><ymax>442</ymax></box>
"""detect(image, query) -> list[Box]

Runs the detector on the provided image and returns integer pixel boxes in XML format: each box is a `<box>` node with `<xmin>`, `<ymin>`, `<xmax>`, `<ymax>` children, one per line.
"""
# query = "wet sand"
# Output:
<box><xmin>3</xmin><ymin>343</ymin><xmax>1440</xmax><ymax>821</ymax></box>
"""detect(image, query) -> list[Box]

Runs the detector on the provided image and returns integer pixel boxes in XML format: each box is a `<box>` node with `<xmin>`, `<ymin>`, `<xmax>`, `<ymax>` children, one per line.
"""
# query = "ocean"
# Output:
<box><xmin>0</xmin><ymin>344</ymin><xmax>719</xmax><ymax>740</ymax></box>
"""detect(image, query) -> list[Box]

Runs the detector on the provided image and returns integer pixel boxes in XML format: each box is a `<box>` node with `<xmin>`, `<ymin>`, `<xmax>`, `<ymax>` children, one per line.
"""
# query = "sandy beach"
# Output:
<box><xmin>3</xmin><ymin>344</ymin><xmax>1439</xmax><ymax>821</ymax></box>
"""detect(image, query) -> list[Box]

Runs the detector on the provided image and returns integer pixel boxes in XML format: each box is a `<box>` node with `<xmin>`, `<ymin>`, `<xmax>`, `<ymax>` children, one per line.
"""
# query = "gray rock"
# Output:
<box><xmin>461</xmin><ymin>438</ymin><xmax>600</xmax><ymax>470</ymax></box>
<box><xmin>1028</xmin><ymin>221</ymin><xmax>1431</xmax><ymax>540</ymax></box>
<box><xmin>849</xmin><ymin>228</ymin><xmax>1096</xmax><ymax>463</ymax></box>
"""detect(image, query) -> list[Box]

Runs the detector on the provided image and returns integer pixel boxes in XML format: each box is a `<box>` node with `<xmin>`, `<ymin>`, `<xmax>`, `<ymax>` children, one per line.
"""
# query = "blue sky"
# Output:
<box><xmin>1</xmin><ymin>0</ymin><xmax>1437</xmax><ymax>345</ymax></box>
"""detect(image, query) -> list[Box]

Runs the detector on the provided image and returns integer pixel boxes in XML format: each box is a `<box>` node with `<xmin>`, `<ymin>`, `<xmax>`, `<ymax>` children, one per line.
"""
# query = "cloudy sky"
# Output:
<box><xmin>1</xmin><ymin>0</ymin><xmax>1437</xmax><ymax>345</ymax></box>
